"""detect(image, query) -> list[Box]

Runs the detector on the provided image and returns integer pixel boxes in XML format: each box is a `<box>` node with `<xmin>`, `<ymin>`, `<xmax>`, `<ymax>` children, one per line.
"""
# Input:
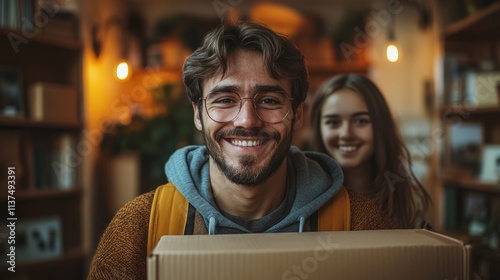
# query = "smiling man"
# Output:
<box><xmin>88</xmin><ymin>22</ymin><xmax>348</xmax><ymax>280</ymax></box>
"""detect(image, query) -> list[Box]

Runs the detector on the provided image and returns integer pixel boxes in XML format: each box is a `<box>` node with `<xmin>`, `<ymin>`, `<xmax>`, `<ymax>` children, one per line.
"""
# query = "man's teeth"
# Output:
<box><xmin>339</xmin><ymin>146</ymin><xmax>357</xmax><ymax>152</ymax></box>
<box><xmin>232</xmin><ymin>140</ymin><xmax>261</xmax><ymax>147</ymax></box>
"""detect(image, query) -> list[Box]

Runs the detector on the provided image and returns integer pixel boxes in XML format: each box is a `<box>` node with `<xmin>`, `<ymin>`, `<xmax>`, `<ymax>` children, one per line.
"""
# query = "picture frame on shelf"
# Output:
<box><xmin>463</xmin><ymin>191</ymin><xmax>489</xmax><ymax>236</ymax></box>
<box><xmin>446</xmin><ymin>122</ymin><xmax>483</xmax><ymax>176</ymax></box>
<box><xmin>464</xmin><ymin>71</ymin><xmax>500</xmax><ymax>108</ymax></box>
<box><xmin>0</xmin><ymin>64</ymin><xmax>24</xmax><ymax>119</ymax></box>
<box><xmin>478</xmin><ymin>145</ymin><xmax>500</xmax><ymax>183</ymax></box>
<box><xmin>16</xmin><ymin>216</ymin><xmax>63</xmax><ymax>263</ymax></box>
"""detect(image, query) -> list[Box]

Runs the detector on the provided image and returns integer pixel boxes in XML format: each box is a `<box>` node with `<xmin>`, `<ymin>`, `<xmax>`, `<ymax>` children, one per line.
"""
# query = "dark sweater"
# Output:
<box><xmin>87</xmin><ymin>188</ymin><xmax>397</xmax><ymax>280</ymax></box>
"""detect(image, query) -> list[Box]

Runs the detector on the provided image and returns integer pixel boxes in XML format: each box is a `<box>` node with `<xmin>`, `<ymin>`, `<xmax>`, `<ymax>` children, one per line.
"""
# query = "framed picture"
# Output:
<box><xmin>0</xmin><ymin>65</ymin><xmax>24</xmax><ymax>118</ymax></box>
<box><xmin>462</xmin><ymin>191</ymin><xmax>489</xmax><ymax>236</ymax></box>
<box><xmin>479</xmin><ymin>145</ymin><xmax>500</xmax><ymax>183</ymax></box>
<box><xmin>446</xmin><ymin>122</ymin><xmax>483</xmax><ymax>175</ymax></box>
<box><xmin>16</xmin><ymin>216</ymin><xmax>63</xmax><ymax>262</ymax></box>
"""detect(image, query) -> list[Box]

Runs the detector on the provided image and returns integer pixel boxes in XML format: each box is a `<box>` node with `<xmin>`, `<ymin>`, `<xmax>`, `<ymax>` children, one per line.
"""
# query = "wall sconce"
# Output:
<box><xmin>92</xmin><ymin>13</ymin><xmax>145</xmax><ymax>81</ymax></box>
<box><xmin>386</xmin><ymin>19</ymin><xmax>399</xmax><ymax>63</ymax></box>
<box><xmin>385</xmin><ymin>1</ymin><xmax>432</xmax><ymax>63</ymax></box>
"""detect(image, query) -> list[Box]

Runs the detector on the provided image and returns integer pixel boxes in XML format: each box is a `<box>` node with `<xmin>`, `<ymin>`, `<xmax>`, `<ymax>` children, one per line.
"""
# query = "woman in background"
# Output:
<box><xmin>310</xmin><ymin>74</ymin><xmax>431</xmax><ymax>229</ymax></box>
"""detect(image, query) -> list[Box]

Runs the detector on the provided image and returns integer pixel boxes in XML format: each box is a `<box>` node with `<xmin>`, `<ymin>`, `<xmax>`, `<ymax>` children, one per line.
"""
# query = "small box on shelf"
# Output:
<box><xmin>41</xmin><ymin>13</ymin><xmax>79</xmax><ymax>41</ymax></box>
<box><xmin>28</xmin><ymin>82</ymin><xmax>78</xmax><ymax>125</ymax></box>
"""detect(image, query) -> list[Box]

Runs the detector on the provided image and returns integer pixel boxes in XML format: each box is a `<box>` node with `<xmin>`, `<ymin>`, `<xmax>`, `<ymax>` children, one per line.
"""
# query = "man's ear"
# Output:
<box><xmin>293</xmin><ymin>103</ymin><xmax>303</xmax><ymax>130</ymax></box>
<box><xmin>192</xmin><ymin>102</ymin><xmax>202</xmax><ymax>131</ymax></box>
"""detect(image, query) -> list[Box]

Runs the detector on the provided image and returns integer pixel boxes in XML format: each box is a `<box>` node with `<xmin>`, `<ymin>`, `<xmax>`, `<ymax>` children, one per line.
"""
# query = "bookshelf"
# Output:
<box><xmin>0</xmin><ymin>1</ymin><xmax>85</xmax><ymax>278</ymax></box>
<box><xmin>435</xmin><ymin>2</ymin><xmax>500</xmax><ymax>280</ymax></box>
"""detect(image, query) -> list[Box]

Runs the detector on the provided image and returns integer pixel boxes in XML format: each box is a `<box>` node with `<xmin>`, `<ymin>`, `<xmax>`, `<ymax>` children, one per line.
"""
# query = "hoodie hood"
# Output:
<box><xmin>165</xmin><ymin>145</ymin><xmax>343</xmax><ymax>234</ymax></box>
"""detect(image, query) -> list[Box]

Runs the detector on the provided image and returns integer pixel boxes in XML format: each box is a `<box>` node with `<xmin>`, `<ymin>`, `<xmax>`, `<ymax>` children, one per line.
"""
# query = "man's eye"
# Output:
<box><xmin>260</xmin><ymin>98</ymin><xmax>280</xmax><ymax>105</ymax></box>
<box><xmin>216</xmin><ymin>98</ymin><xmax>236</xmax><ymax>104</ymax></box>
<box><xmin>209</xmin><ymin>94</ymin><xmax>239</xmax><ymax>105</ymax></box>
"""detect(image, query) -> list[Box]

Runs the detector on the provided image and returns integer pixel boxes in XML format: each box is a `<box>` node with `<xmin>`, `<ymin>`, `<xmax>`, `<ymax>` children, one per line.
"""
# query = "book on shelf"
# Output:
<box><xmin>464</xmin><ymin>71</ymin><xmax>500</xmax><ymax>108</ymax></box>
<box><xmin>20</xmin><ymin>0</ymin><xmax>35</xmax><ymax>34</ymax></box>
<box><xmin>28</xmin><ymin>82</ymin><xmax>79</xmax><ymax>124</ymax></box>
<box><xmin>0</xmin><ymin>0</ymin><xmax>7</xmax><ymax>29</ymax></box>
<box><xmin>30</xmin><ymin>133</ymin><xmax>77</xmax><ymax>190</ymax></box>
<box><xmin>443</xmin><ymin>184</ymin><xmax>459</xmax><ymax>232</ymax></box>
<box><xmin>0</xmin><ymin>64</ymin><xmax>24</xmax><ymax>118</ymax></box>
<box><xmin>0</xmin><ymin>0</ymin><xmax>35</xmax><ymax>31</ymax></box>
<box><xmin>50</xmin><ymin>133</ymin><xmax>76</xmax><ymax>190</ymax></box>
<box><xmin>479</xmin><ymin>145</ymin><xmax>500</xmax><ymax>183</ymax></box>
<box><xmin>31</xmin><ymin>137</ymin><xmax>50</xmax><ymax>190</ymax></box>
<box><xmin>0</xmin><ymin>131</ymin><xmax>21</xmax><ymax>191</ymax></box>
<box><xmin>443</xmin><ymin>55</ymin><xmax>465</xmax><ymax>106</ymax></box>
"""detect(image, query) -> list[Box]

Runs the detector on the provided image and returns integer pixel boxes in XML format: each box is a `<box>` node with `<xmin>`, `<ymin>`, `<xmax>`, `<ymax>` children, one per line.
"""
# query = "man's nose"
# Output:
<box><xmin>232</xmin><ymin>98</ymin><xmax>262</xmax><ymax>128</ymax></box>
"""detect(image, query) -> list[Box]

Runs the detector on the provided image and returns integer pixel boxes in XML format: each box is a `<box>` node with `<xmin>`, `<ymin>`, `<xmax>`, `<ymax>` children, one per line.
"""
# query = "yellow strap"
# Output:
<box><xmin>147</xmin><ymin>184</ymin><xmax>350</xmax><ymax>254</ymax></box>
<box><xmin>318</xmin><ymin>186</ymin><xmax>351</xmax><ymax>231</ymax></box>
<box><xmin>147</xmin><ymin>183</ymin><xmax>189</xmax><ymax>255</ymax></box>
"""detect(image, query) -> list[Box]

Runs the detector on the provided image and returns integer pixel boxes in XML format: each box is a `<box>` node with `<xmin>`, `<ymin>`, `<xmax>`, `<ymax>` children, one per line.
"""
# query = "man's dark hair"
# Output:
<box><xmin>183</xmin><ymin>21</ymin><xmax>309</xmax><ymax>114</ymax></box>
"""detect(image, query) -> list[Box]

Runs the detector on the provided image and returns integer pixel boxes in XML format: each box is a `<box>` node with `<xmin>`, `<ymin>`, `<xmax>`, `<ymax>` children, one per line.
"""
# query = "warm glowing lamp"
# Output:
<box><xmin>386</xmin><ymin>20</ymin><xmax>399</xmax><ymax>63</ymax></box>
<box><xmin>115</xmin><ymin>60</ymin><xmax>131</xmax><ymax>81</ymax></box>
<box><xmin>92</xmin><ymin>14</ymin><xmax>145</xmax><ymax>82</ymax></box>
<box><xmin>386</xmin><ymin>44</ymin><xmax>399</xmax><ymax>63</ymax></box>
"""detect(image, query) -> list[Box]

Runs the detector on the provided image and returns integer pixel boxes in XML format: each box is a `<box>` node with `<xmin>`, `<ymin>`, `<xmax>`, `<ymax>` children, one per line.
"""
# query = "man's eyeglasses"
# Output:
<box><xmin>202</xmin><ymin>92</ymin><xmax>294</xmax><ymax>124</ymax></box>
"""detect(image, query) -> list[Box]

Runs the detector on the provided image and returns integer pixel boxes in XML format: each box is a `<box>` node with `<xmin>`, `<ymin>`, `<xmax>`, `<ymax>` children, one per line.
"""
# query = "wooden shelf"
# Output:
<box><xmin>439</xmin><ymin>106</ymin><xmax>500</xmax><ymax>116</ymax></box>
<box><xmin>0</xmin><ymin>28</ymin><xmax>82</xmax><ymax>51</ymax></box>
<box><xmin>0</xmin><ymin>187</ymin><xmax>82</xmax><ymax>201</ymax></box>
<box><xmin>437</xmin><ymin>4</ymin><xmax>500</xmax><ymax>279</ymax></box>
<box><xmin>15</xmin><ymin>248</ymin><xmax>85</xmax><ymax>267</ymax></box>
<box><xmin>0</xmin><ymin>249</ymin><xmax>86</xmax><ymax>279</ymax></box>
<box><xmin>0</xmin><ymin>117</ymin><xmax>82</xmax><ymax>130</ymax></box>
<box><xmin>441</xmin><ymin>174</ymin><xmax>500</xmax><ymax>194</ymax></box>
<box><xmin>0</xmin><ymin>9</ymin><xmax>86</xmax><ymax>280</ymax></box>
<box><xmin>443</xmin><ymin>2</ymin><xmax>500</xmax><ymax>41</ymax></box>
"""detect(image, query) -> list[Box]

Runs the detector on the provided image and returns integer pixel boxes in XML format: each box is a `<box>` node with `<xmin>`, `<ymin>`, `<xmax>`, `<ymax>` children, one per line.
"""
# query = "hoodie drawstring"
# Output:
<box><xmin>208</xmin><ymin>216</ymin><xmax>216</xmax><ymax>235</ymax></box>
<box><xmin>298</xmin><ymin>216</ymin><xmax>305</xmax><ymax>232</ymax></box>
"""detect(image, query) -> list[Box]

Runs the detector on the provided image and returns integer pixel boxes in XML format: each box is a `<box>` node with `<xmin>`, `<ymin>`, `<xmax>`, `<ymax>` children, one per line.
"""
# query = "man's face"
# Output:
<box><xmin>193</xmin><ymin>49</ymin><xmax>303</xmax><ymax>185</ymax></box>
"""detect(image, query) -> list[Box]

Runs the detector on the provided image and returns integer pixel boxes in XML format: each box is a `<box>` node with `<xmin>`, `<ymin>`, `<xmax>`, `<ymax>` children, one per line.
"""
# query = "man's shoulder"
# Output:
<box><xmin>114</xmin><ymin>190</ymin><xmax>156</xmax><ymax>220</ymax></box>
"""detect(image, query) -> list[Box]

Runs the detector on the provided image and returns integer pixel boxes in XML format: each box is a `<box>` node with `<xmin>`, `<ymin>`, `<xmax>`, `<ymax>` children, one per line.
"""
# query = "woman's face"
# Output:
<box><xmin>319</xmin><ymin>88</ymin><xmax>374</xmax><ymax>171</ymax></box>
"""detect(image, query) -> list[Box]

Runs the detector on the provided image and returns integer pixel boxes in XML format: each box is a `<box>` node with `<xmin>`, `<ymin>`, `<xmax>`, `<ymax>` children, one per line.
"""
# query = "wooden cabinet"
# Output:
<box><xmin>0</xmin><ymin>9</ymin><xmax>85</xmax><ymax>280</ymax></box>
<box><xmin>434</xmin><ymin>3</ymin><xmax>500</xmax><ymax>280</ymax></box>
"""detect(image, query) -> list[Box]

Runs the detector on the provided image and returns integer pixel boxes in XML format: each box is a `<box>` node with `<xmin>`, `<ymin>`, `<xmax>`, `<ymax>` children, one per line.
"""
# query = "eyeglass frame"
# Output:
<box><xmin>200</xmin><ymin>91</ymin><xmax>295</xmax><ymax>124</ymax></box>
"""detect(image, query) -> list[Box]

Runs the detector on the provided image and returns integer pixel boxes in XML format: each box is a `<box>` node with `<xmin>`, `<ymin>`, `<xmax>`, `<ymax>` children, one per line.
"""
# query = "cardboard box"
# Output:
<box><xmin>148</xmin><ymin>229</ymin><xmax>471</xmax><ymax>280</ymax></box>
<box><xmin>28</xmin><ymin>82</ymin><xmax>79</xmax><ymax>124</ymax></box>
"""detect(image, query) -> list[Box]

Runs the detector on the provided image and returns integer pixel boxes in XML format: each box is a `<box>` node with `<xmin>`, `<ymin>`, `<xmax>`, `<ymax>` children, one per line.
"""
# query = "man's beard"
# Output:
<box><xmin>203</xmin><ymin>126</ymin><xmax>293</xmax><ymax>185</ymax></box>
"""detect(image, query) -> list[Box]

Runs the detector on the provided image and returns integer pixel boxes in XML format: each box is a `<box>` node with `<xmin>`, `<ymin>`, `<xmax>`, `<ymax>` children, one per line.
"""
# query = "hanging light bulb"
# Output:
<box><xmin>386</xmin><ymin>19</ymin><xmax>399</xmax><ymax>63</ymax></box>
<box><xmin>386</xmin><ymin>43</ymin><xmax>399</xmax><ymax>62</ymax></box>
<box><xmin>115</xmin><ymin>60</ymin><xmax>131</xmax><ymax>81</ymax></box>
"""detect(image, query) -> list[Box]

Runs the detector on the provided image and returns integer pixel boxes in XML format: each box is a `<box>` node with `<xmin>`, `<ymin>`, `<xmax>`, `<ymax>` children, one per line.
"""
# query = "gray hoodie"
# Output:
<box><xmin>164</xmin><ymin>145</ymin><xmax>343</xmax><ymax>234</ymax></box>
